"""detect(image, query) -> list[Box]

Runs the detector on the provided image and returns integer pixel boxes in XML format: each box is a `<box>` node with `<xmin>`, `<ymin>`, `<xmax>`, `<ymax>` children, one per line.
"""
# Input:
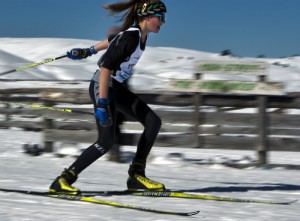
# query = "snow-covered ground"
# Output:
<box><xmin>0</xmin><ymin>38</ymin><xmax>300</xmax><ymax>220</ymax></box>
<box><xmin>1</xmin><ymin>38</ymin><xmax>300</xmax><ymax>92</ymax></box>
<box><xmin>0</xmin><ymin>129</ymin><xmax>299</xmax><ymax>221</ymax></box>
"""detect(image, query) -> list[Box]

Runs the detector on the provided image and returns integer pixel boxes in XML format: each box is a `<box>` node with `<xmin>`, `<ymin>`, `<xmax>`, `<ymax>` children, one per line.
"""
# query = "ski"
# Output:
<box><xmin>0</xmin><ymin>188</ymin><xmax>199</xmax><ymax>216</ymax></box>
<box><xmin>81</xmin><ymin>190</ymin><xmax>297</xmax><ymax>205</ymax></box>
<box><xmin>131</xmin><ymin>191</ymin><xmax>297</xmax><ymax>205</ymax></box>
<box><xmin>0</xmin><ymin>187</ymin><xmax>296</xmax><ymax>205</ymax></box>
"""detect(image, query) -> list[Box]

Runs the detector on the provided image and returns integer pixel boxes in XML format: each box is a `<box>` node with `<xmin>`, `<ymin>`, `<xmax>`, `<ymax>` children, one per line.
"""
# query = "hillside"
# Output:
<box><xmin>1</xmin><ymin>38</ymin><xmax>300</xmax><ymax>92</ymax></box>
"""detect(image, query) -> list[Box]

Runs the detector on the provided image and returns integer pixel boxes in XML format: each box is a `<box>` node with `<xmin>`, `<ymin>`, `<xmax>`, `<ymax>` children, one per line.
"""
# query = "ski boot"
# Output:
<box><xmin>127</xmin><ymin>162</ymin><xmax>166</xmax><ymax>191</ymax></box>
<box><xmin>49</xmin><ymin>168</ymin><xmax>80</xmax><ymax>194</ymax></box>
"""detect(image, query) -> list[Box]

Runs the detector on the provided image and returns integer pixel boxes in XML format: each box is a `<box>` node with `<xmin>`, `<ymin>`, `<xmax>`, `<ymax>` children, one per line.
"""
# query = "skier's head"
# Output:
<box><xmin>103</xmin><ymin>0</ymin><xmax>167</xmax><ymax>32</ymax></box>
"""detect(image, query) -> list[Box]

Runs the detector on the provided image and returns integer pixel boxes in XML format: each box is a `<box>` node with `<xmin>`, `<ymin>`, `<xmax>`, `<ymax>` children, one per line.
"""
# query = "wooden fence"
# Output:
<box><xmin>1</xmin><ymin>83</ymin><xmax>300</xmax><ymax>166</ymax></box>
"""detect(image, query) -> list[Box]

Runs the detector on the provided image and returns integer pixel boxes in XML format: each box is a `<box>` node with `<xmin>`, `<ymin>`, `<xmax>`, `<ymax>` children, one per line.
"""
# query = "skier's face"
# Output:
<box><xmin>146</xmin><ymin>13</ymin><xmax>166</xmax><ymax>33</ymax></box>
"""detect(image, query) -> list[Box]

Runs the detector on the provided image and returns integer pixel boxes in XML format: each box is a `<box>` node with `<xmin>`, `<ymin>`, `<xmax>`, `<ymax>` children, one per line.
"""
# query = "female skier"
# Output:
<box><xmin>50</xmin><ymin>0</ymin><xmax>167</xmax><ymax>193</ymax></box>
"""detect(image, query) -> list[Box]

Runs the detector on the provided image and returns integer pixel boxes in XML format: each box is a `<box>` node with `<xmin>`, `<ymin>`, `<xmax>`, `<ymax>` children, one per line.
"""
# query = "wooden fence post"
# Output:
<box><xmin>257</xmin><ymin>75</ymin><xmax>269</xmax><ymax>166</ymax></box>
<box><xmin>194</xmin><ymin>73</ymin><xmax>203</xmax><ymax>148</ymax></box>
<box><xmin>44</xmin><ymin>117</ymin><xmax>54</xmax><ymax>152</ymax></box>
<box><xmin>43</xmin><ymin>101</ymin><xmax>56</xmax><ymax>152</ymax></box>
<box><xmin>5</xmin><ymin>97</ymin><xmax>11</xmax><ymax>127</ymax></box>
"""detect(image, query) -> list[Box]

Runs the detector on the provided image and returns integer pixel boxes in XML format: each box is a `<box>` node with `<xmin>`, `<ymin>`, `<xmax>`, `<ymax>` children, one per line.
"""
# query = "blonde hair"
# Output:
<box><xmin>103</xmin><ymin>0</ymin><xmax>163</xmax><ymax>31</ymax></box>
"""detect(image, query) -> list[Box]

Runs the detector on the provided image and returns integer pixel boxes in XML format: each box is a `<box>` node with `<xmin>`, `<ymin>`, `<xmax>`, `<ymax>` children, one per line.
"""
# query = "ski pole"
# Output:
<box><xmin>1</xmin><ymin>101</ymin><xmax>93</xmax><ymax>116</ymax></box>
<box><xmin>0</xmin><ymin>55</ymin><xmax>68</xmax><ymax>77</ymax></box>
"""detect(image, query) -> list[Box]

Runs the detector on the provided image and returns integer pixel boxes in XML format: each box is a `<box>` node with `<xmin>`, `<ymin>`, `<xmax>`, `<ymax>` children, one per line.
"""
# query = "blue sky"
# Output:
<box><xmin>0</xmin><ymin>0</ymin><xmax>299</xmax><ymax>58</ymax></box>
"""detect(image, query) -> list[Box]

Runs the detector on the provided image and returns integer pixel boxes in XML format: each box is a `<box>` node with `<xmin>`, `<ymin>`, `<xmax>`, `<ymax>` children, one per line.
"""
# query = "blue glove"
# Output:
<box><xmin>95</xmin><ymin>98</ymin><xmax>113</xmax><ymax>127</ymax></box>
<box><xmin>67</xmin><ymin>46</ymin><xmax>97</xmax><ymax>60</ymax></box>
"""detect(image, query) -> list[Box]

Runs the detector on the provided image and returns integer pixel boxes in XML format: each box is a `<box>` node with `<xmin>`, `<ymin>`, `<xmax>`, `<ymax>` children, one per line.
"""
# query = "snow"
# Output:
<box><xmin>1</xmin><ymin>37</ymin><xmax>300</xmax><ymax>91</ymax></box>
<box><xmin>0</xmin><ymin>38</ymin><xmax>300</xmax><ymax>220</ymax></box>
<box><xmin>0</xmin><ymin>129</ymin><xmax>300</xmax><ymax>221</ymax></box>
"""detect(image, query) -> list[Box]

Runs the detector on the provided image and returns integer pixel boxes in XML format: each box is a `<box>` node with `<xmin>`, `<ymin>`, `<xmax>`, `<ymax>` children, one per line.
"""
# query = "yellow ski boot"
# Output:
<box><xmin>127</xmin><ymin>162</ymin><xmax>165</xmax><ymax>191</ymax></box>
<box><xmin>49</xmin><ymin>169</ymin><xmax>80</xmax><ymax>194</ymax></box>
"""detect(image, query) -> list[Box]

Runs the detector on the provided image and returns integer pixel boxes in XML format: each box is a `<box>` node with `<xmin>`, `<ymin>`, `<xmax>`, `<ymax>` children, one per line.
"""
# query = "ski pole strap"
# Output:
<box><xmin>0</xmin><ymin>55</ymin><xmax>67</xmax><ymax>77</ymax></box>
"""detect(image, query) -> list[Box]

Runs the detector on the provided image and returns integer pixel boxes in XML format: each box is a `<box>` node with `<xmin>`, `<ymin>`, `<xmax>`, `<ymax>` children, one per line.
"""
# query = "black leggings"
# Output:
<box><xmin>69</xmin><ymin>80</ymin><xmax>161</xmax><ymax>174</ymax></box>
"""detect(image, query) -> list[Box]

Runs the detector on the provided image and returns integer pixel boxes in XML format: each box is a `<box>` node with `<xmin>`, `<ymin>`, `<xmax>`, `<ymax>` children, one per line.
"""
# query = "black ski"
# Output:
<box><xmin>0</xmin><ymin>187</ymin><xmax>199</xmax><ymax>216</ymax></box>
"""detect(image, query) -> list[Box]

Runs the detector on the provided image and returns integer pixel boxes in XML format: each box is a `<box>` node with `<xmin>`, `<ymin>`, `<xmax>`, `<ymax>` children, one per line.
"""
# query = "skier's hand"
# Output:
<box><xmin>95</xmin><ymin>98</ymin><xmax>113</xmax><ymax>127</ymax></box>
<box><xmin>67</xmin><ymin>46</ymin><xmax>97</xmax><ymax>60</ymax></box>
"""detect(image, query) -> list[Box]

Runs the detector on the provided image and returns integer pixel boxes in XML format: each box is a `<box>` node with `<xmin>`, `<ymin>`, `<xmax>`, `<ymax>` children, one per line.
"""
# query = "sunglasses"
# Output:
<box><xmin>153</xmin><ymin>13</ymin><xmax>166</xmax><ymax>23</ymax></box>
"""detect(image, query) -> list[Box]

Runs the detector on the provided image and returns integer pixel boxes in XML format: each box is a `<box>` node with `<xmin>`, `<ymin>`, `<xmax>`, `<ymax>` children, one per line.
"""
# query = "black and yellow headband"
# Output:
<box><xmin>136</xmin><ymin>1</ymin><xmax>167</xmax><ymax>18</ymax></box>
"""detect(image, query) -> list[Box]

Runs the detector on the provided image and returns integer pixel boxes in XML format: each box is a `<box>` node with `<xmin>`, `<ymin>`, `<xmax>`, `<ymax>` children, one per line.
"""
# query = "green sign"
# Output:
<box><xmin>174</xmin><ymin>81</ymin><xmax>195</xmax><ymax>89</ymax></box>
<box><xmin>195</xmin><ymin>61</ymin><xmax>267</xmax><ymax>75</ymax></box>
<box><xmin>169</xmin><ymin>80</ymin><xmax>285</xmax><ymax>95</ymax></box>
<box><xmin>200</xmin><ymin>81</ymin><xmax>256</xmax><ymax>91</ymax></box>
<box><xmin>201</xmin><ymin>64</ymin><xmax>262</xmax><ymax>72</ymax></box>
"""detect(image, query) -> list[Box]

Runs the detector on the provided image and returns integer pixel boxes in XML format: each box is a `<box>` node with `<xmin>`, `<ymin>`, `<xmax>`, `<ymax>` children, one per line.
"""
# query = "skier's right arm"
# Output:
<box><xmin>93</xmin><ymin>39</ymin><xmax>109</xmax><ymax>52</ymax></box>
<box><xmin>66</xmin><ymin>39</ymin><xmax>109</xmax><ymax>60</ymax></box>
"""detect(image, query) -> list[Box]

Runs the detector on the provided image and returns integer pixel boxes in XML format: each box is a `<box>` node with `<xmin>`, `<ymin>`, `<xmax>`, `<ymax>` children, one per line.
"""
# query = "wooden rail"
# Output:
<box><xmin>1</xmin><ymin>84</ymin><xmax>300</xmax><ymax>166</ymax></box>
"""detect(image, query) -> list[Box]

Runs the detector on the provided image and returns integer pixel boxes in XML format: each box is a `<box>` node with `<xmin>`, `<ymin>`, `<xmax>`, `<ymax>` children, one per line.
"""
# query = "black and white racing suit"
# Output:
<box><xmin>70</xmin><ymin>25</ymin><xmax>161</xmax><ymax>173</ymax></box>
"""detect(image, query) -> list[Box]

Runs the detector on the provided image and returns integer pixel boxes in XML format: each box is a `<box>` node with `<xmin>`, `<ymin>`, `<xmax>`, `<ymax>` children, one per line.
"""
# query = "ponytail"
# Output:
<box><xmin>103</xmin><ymin>0</ymin><xmax>165</xmax><ymax>32</ymax></box>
